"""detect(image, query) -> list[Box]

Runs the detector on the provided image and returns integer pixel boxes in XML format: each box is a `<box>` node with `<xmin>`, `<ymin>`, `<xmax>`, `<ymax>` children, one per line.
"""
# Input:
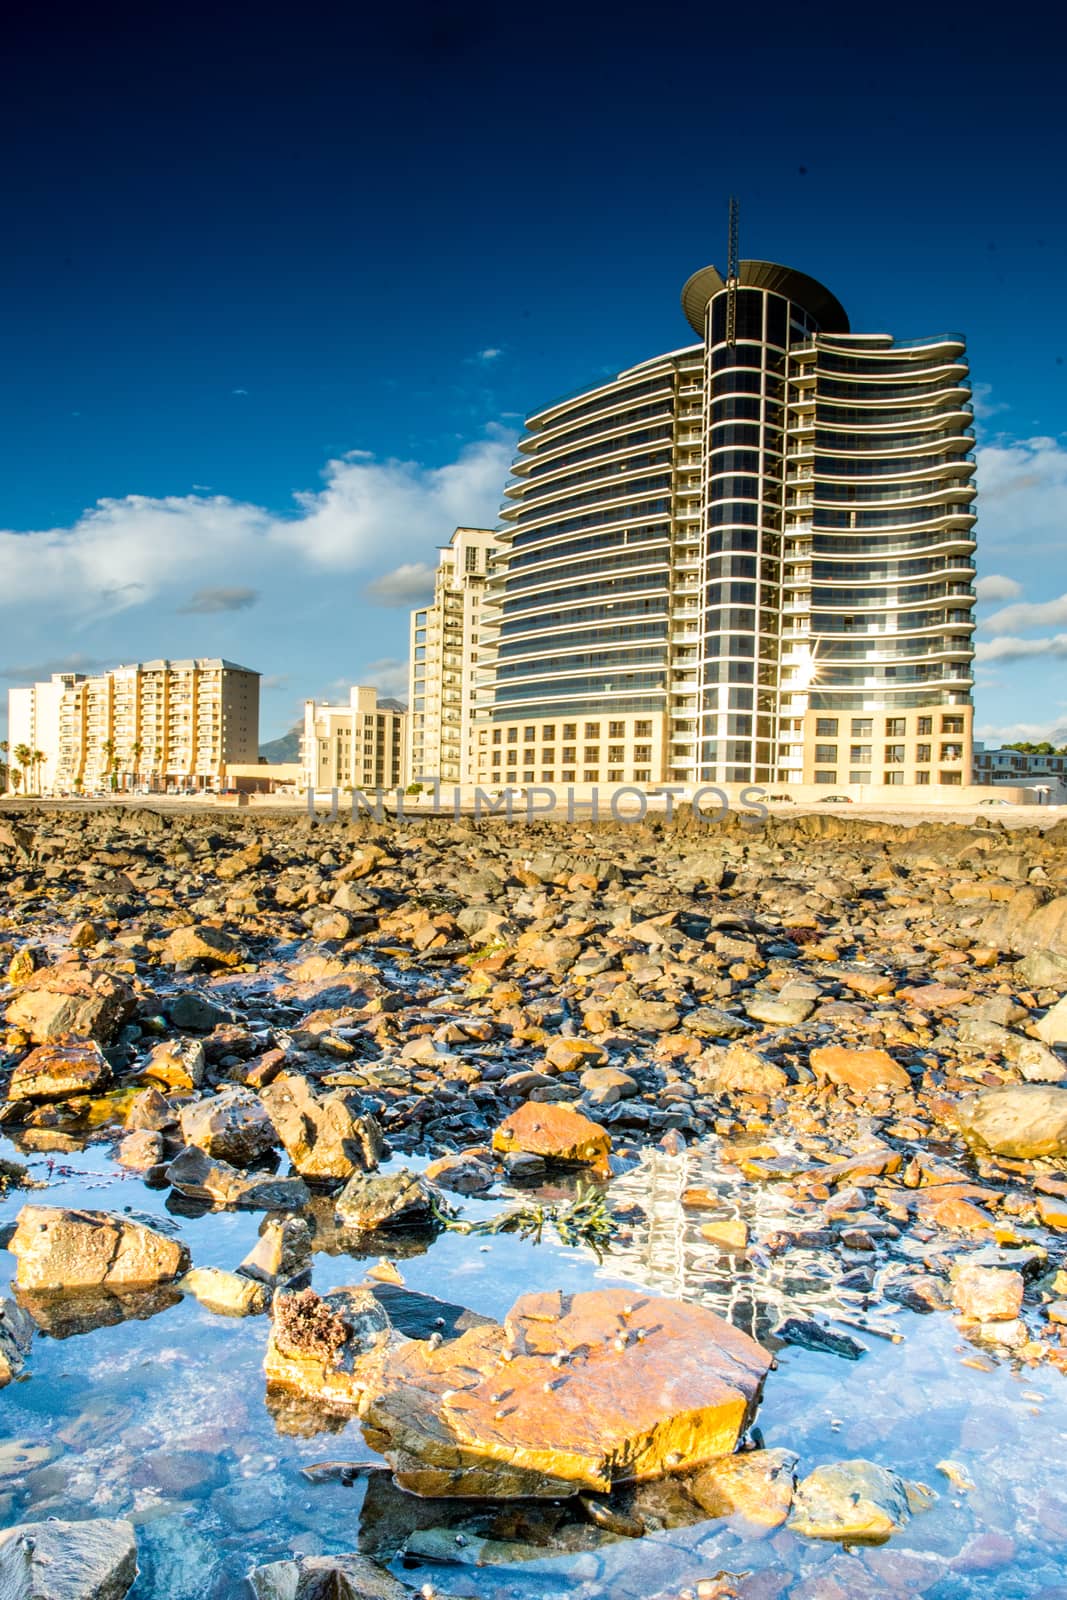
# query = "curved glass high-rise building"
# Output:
<box><xmin>472</xmin><ymin>259</ymin><xmax>975</xmax><ymax>793</ymax></box>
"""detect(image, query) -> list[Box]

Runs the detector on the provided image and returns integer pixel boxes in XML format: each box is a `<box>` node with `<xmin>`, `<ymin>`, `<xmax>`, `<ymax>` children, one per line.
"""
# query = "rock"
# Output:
<box><xmin>361</xmin><ymin>1286</ymin><xmax>772</xmax><ymax>1498</ymax></box>
<box><xmin>246</xmin><ymin>1552</ymin><xmax>413</xmax><ymax>1600</ymax></box>
<box><xmin>239</xmin><ymin>1216</ymin><xmax>313</xmax><ymax>1286</ymax></box>
<box><xmin>809</xmin><ymin>1046</ymin><xmax>910</xmax><ymax>1093</ymax></box>
<box><xmin>699</xmin><ymin>1043</ymin><xmax>789</xmax><ymax>1095</ymax></box>
<box><xmin>125</xmin><ymin>1085</ymin><xmax>176</xmax><ymax>1130</ymax></box>
<box><xmin>700</xmin><ymin>1220</ymin><xmax>749</xmax><ymax>1251</ymax></box>
<box><xmin>424</xmin><ymin>1151</ymin><xmax>495</xmax><ymax>1195</ymax></box>
<box><xmin>689</xmin><ymin>1447</ymin><xmax>798</xmax><ymax>1531</ymax></box>
<box><xmin>0</xmin><ymin>1517</ymin><xmax>137</xmax><ymax>1600</ymax></box>
<box><xmin>544</xmin><ymin>1037</ymin><xmax>607</xmax><ymax>1072</ymax></box>
<box><xmin>950</xmin><ymin>1263</ymin><xmax>1024</xmax><ymax>1322</ymax></box>
<box><xmin>179</xmin><ymin>1087</ymin><xmax>276</xmax><ymax>1167</ymax></box>
<box><xmin>0</xmin><ymin>1297</ymin><xmax>34</xmax><ymax>1385</ymax></box>
<box><xmin>142</xmin><ymin>1037</ymin><xmax>206</xmax><ymax>1091</ymax></box>
<box><xmin>4</xmin><ymin>967</ymin><xmax>135</xmax><ymax>1044</ymax></box>
<box><xmin>335</xmin><ymin>1169</ymin><xmax>440</xmax><ymax>1230</ymax></box>
<box><xmin>502</xmin><ymin>1151</ymin><xmax>546</xmax><ymax>1180</ymax></box>
<box><xmin>1017</xmin><ymin>1038</ymin><xmax>1067</xmax><ymax>1083</ymax></box>
<box><xmin>492</xmin><ymin>1102</ymin><xmax>611</xmax><ymax>1172</ymax></box>
<box><xmin>265</xmin><ymin>1286</ymin><xmax>396</xmax><ymax>1406</ymax></box>
<box><xmin>167</xmin><ymin>1145</ymin><xmax>310</xmax><ymax>1210</ymax></box>
<box><xmin>8</xmin><ymin>1205</ymin><xmax>189</xmax><ymax>1291</ymax></box>
<box><xmin>788</xmin><ymin>1459</ymin><xmax>932</xmax><ymax>1544</ymax></box>
<box><xmin>261</xmin><ymin>1072</ymin><xmax>385</xmax><ymax>1180</ymax></box>
<box><xmin>981</xmin><ymin>890</ymin><xmax>1067</xmax><ymax>962</ymax></box>
<box><xmin>580</xmin><ymin>1067</ymin><xmax>639</xmax><ymax>1107</ymax></box>
<box><xmin>1037</xmin><ymin>995</ymin><xmax>1067</xmax><ymax>1047</ymax></box>
<box><xmin>164</xmin><ymin>990</ymin><xmax>232</xmax><ymax>1031</ymax></box>
<box><xmin>774</xmin><ymin>1317</ymin><xmax>866</xmax><ymax>1361</ymax></box>
<box><xmin>117</xmin><ymin>1130</ymin><xmax>165</xmax><ymax>1170</ymax></box>
<box><xmin>744</xmin><ymin>994</ymin><xmax>815</xmax><ymax>1027</ymax></box>
<box><xmin>181</xmin><ymin>1266</ymin><xmax>269</xmax><ymax>1316</ymax></box>
<box><xmin>161</xmin><ymin>923</ymin><xmax>242</xmax><ymax>968</ymax></box>
<box><xmin>7</xmin><ymin>1037</ymin><xmax>111</xmax><ymax>1103</ymax></box>
<box><xmin>617</xmin><ymin>999</ymin><xmax>680</xmax><ymax>1033</ymax></box>
<box><xmin>956</xmin><ymin>1085</ymin><xmax>1067</xmax><ymax>1158</ymax></box>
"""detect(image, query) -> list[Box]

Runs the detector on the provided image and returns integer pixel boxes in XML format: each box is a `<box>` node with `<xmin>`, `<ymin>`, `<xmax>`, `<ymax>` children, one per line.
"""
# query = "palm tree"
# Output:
<box><xmin>0</xmin><ymin>741</ymin><xmax>8</xmax><ymax>795</ymax></box>
<box><xmin>100</xmin><ymin>739</ymin><xmax>116</xmax><ymax>794</ymax></box>
<box><xmin>32</xmin><ymin>750</ymin><xmax>46</xmax><ymax>794</ymax></box>
<box><xmin>13</xmin><ymin>744</ymin><xmax>32</xmax><ymax>794</ymax></box>
<box><xmin>130</xmin><ymin>741</ymin><xmax>144</xmax><ymax>790</ymax></box>
<box><xmin>10</xmin><ymin>769</ymin><xmax>22</xmax><ymax>794</ymax></box>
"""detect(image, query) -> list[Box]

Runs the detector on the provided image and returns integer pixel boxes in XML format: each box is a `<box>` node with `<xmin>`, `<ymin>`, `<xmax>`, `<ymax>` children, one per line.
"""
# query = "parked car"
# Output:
<box><xmin>978</xmin><ymin>797</ymin><xmax>1011</xmax><ymax>806</ymax></box>
<box><xmin>765</xmin><ymin>793</ymin><xmax>795</xmax><ymax>803</ymax></box>
<box><xmin>818</xmin><ymin>794</ymin><xmax>853</xmax><ymax>804</ymax></box>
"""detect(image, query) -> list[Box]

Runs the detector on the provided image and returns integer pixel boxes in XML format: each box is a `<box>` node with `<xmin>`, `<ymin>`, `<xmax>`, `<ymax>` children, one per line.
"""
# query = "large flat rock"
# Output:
<box><xmin>957</xmin><ymin>1084</ymin><xmax>1067</xmax><ymax>1158</ymax></box>
<box><xmin>361</xmin><ymin>1286</ymin><xmax>772</xmax><ymax>1497</ymax></box>
<box><xmin>0</xmin><ymin>1517</ymin><xmax>137</xmax><ymax>1599</ymax></box>
<box><xmin>9</xmin><ymin>1205</ymin><xmax>189</xmax><ymax>1291</ymax></box>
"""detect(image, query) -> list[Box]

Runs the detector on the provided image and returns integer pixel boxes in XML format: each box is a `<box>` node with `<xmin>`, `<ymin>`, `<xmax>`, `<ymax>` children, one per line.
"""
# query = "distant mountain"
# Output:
<box><xmin>259</xmin><ymin>724</ymin><xmax>301</xmax><ymax>763</ymax></box>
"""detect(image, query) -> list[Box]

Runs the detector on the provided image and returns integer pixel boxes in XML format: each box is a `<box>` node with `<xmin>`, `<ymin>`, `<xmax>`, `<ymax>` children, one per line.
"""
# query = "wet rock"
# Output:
<box><xmin>9</xmin><ymin>1205</ymin><xmax>189</xmax><ymax>1290</ymax></box>
<box><xmin>7</xmin><ymin>1037</ymin><xmax>111</xmax><ymax>1104</ymax></box>
<box><xmin>163</xmin><ymin>990</ymin><xmax>232</xmax><ymax>1031</ymax></box>
<box><xmin>367</xmin><ymin>1282</ymin><xmax>496</xmax><ymax>1342</ymax></box>
<box><xmin>361</xmin><ymin>1286</ymin><xmax>772</xmax><ymax>1498</ymax></box>
<box><xmin>689</xmin><ymin>1447</ymin><xmax>798</xmax><ymax>1531</ymax></box>
<box><xmin>4</xmin><ymin>967</ymin><xmax>135</xmax><ymax>1044</ymax></box>
<box><xmin>698</xmin><ymin>1043</ymin><xmax>789</xmax><ymax>1095</ymax></box>
<box><xmin>950</xmin><ymin>1262</ymin><xmax>1024</xmax><ymax>1322</ymax></box>
<box><xmin>125</xmin><ymin>1085</ymin><xmax>176</xmax><ymax>1131</ymax></box>
<box><xmin>239</xmin><ymin>1216</ymin><xmax>313</xmax><ymax>1286</ymax></box>
<box><xmin>424</xmin><ymin>1151</ymin><xmax>495</xmax><ymax>1194</ymax></box>
<box><xmin>265</xmin><ymin>1286</ymin><xmax>396</xmax><ymax>1407</ymax></box>
<box><xmin>774</xmin><ymin>1317</ymin><xmax>865</xmax><ymax>1360</ymax></box>
<box><xmin>809</xmin><ymin>1046</ymin><xmax>910</xmax><ymax>1093</ymax></box>
<box><xmin>0</xmin><ymin>1297</ymin><xmax>34</xmax><ymax>1385</ymax></box>
<box><xmin>788</xmin><ymin>1459</ymin><xmax>933</xmax><ymax>1544</ymax></box>
<box><xmin>117</xmin><ymin>1129</ymin><xmax>165</xmax><ymax>1170</ymax></box>
<box><xmin>492</xmin><ymin>1101</ymin><xmax>611</xmax><ymax>1171</ymax></box>
<box><xmin>166</xmin><ymin>1145</ymin><xmax>310</xmax><ymax>1210</ymax></box>
<box><xmin>142</xmin><ymin>1037</ymin><xmax>206</xmax><ymax>1091</ymax></box>
<box><xmin>179</xmin><ymin>1086</ymin><xmax>276</xmax><ymax>1167</ymax></box>
<box><xmin>580</xmin><ymin>1066</ymin><xmax>639</xmax><ymax>1107</ymax></box>
<box><xmin>336</xmin><ymin>1169</ymin><xmax>441</xmax><ymax>1230</ymax></box>
<box><xmin>161</xmin><ymin>923</ymin><xmax>242</xmax><ymax>968</ymax></box>
<box><xmin>0</xmin><ymin>1516</ymin><xmax>137</xmax><ymax>1599</ymax></box>
<box><xmin>260</xmin><ymin>1072</ymin><xmax>385</xmax><ymax>1180</ymax></box>
<box><xmin>181</xmin><ymin>1266</ymin><xmax>269</xmax><ymax>1316</ymax></box>
<box><xmin>957</xmin><ymin>1084</ymin><xmax>1067</xmax><ymax>1158</ymax></box>
<box><xmin>246</xmin><ymin>1552</ymin><xmax>414</xmax><ymax>1600</ymax></box>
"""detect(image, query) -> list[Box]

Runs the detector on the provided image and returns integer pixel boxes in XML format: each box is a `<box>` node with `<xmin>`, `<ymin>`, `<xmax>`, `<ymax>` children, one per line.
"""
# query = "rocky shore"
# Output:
<box><xmin>4</xmin><ymin>803</ymin><xmax>1067</xmax><ymax>1598</ymax></box>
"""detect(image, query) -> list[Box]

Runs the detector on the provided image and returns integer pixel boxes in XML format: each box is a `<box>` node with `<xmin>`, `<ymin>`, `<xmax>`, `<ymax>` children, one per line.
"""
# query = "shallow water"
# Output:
<box><xmin>4</xmin><ymin>1123</ymin><xmax>1067</xmax><ymax>1600</ymax></box>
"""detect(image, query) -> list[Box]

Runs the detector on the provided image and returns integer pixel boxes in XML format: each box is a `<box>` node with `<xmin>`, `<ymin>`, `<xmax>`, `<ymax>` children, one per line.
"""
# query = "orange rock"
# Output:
<box><xmin>897</xmin><ymin>984</ymin><xmax>971</xmax><ymax>1010</ymax></box>
<box><xmin>809</xmin><ymin>1046</ymin><xmax>910</xmax><ymax>1094</ymax></box>
<box><xmin>8</xmin><ymin>1037</ymin><xmax>111</xmax><ymax>1102</ymax></box>
<box><xmin>689</xmin><ymin>1447</ymin><xmax>797</xmax><ymax>1531</ymax></box>
<box><xmin>926</xmin><ymin>1197</ymin><xmax>997</xmax><ymax>1233</ymax></box>
<box><xmin>492</xmin><ymin>1102</ymin><xmax>611</xmax><ymax>1171</ymax></box>
<box><xmin>700</xmin><ymin>1220</ymin><xmax>749</xmax><ymax>1251</ymax></box>
<box><xmin>361</xmin><ymin>1287</ymin><xmax>773</xmax><ymax>1497</ymax></box>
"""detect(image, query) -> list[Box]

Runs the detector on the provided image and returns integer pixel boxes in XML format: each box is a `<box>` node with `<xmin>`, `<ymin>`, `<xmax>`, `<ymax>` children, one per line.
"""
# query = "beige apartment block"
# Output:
<box><xmin>7</xmin><ymin>659</ymin><xmax>260</xmax><ymax>794</ymax></box>
<box><xmin>799</xmin><ymin>704</ymin><xmax>972</xmax><ymax>789</ymax></box>
<box><xmin>408</xmin><ymin>526</ymin><xmax>501</xmax><ymax>785</ymax></box>
<box><xmin>472</xmin><ymin>710</ymin><xmax>668</xmax><ymax>788</ymax></box>
<box><xmin>302</xmin><ymin>685</ymin><xmax>406</xmax><ymax>793</ymax></box>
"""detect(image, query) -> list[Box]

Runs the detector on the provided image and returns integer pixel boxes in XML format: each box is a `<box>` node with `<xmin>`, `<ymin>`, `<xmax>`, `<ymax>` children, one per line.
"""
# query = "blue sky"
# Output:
<box><xmin>2</xmin><ymin>0</ymin><xmax>1065</xmax><ymax>743</ymax></box>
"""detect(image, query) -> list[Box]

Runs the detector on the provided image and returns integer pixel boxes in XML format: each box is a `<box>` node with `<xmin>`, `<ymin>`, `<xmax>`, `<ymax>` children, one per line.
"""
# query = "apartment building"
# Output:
<box><xmin>6</xmin><ymin>659</ymin><xmax>260</xmax><ymax>793</ymax></box>
<box><xmin>470</xmin><ymin>258</ymin><xmax>976</xmax><ymax>792</ymax></box>
<box><xmin>973</xmin><ymin>743</ymin><xmax>1067</xmax><ymax>796</ymax></box>
<box><xmin>302</xmin><ymin>685</ymin><xmax>406</xmax><ymax>793</ymax></box>
<box><xmin>407</xmin><ymin>526</ymin><xmax>501</xmax><ymax>784</ymax></box>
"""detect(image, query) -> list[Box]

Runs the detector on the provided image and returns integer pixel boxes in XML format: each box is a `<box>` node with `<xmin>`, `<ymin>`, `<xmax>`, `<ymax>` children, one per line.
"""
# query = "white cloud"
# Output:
<box><xmin>357</xmin><ymin>658</ymin><xmax>410</xmax><ymax>699</ymax></box>
<box><xmin>0</xmin><ymin>428</ymin><xmax>514</xmax><ymax>619</ymax></box>
<box><xmin>975</xmin><ymin>633</ymin><xmax>1067</xmax><ymax>662</ymax></box>
<box><xmin>977</xmin><ymin>720</ymin><xmax>1067</xmax><ymax>745</ymax></box>
<box><xmin>473</xmin><ymin>348</ymin><xmax>502</xmax><ymax>363</ymax></box>
<box><xmin>974</xmin><ymin>574</ymin><xmax>1023</xmax><ymax>603</ymax></box>
<box><xmin>981</xmin><ymin>595</ymin><xmax>1067</xmax><ymax>636</ymax></box>
<box><xmin>364</xmin><ymin>562</ymin><xmax>436</xmax><ymax>607</ymax></box>
<box><xmin>0</xmin><ymin>652</ymin><xmax>110</xmax><ymax>681</ymax></box>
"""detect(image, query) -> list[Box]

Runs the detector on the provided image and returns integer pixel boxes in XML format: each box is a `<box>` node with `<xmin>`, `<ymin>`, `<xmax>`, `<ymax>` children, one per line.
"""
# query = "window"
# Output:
<box><xmin>917</xmin><ymin>716</ymin><xmax>932</xmax><ymax>736</ymax></box>
<box><xmin>584</xmin><ymin>722</ymin><xmax>600</xmax><ymax>738</ymax></box>
<box><xmin>561</xmin><ymin>769</ymin><xmax>575</xmax><ymax>782</ymax></box>
<box><xmin>563</xmin><ymin>723</ymin><xmax>576</xmax><ymax>740</ymax></box>
<box><xmin>941</xmin><ymin>715</ymin><xmax>964</xmax><ymax>734</ymax></box>
<box><xmin>523</xmin><ymin>770</ymin><xmax>535</xmax><ymax>783</ymax></box>
<box><xmin>524</xmin><ymin>727</ymin><xmax>536</xmax><ymax>743</ymax></box>
<box><xmin>851</xmin><ymin>718</ymin><xmax>872</xmax><ymax>737</ymax></box>
<box><xmin>492</xmin><ymin>729</ymin><xmax>501</xmax><ymax>745</ymax></box>
<box><xmin>815</xmin><ymin>718</ymin><xmax>839</xmax><ymax>737</ymax></box>
<box><xmin>885</xmin><ymin>744</ymin><xmax>905</xmax><ymax>764</ymax></box>
<box><xmin>609</xmin><ymin>721</ymin><xmax>625</xmax><ymax>738</ymax></box>
<box><xmin>634</xmin><ymin>744</ymin><xmax>652</xmax><ymax>762</ymax></box>
<box><xmin>941</xmin><ymin>743</ymin><xmax>963</xmax><ymax>761</ymax></box>
<box><xmin>506</xmin><ymin>771</ymin><xmax>516</xmax><ymax>783</ymax></box>
<box><xmin>940</xmin><ymin>770</ymin><xmax>962</xmax><ymax>785</ymax></box>
<box><xmin>542</xmin><ymin>725</ymin><xmax>555</xmax><ymax>741</ymax></box>
<box><xmin>850</xmin><ymin>745</ymin><xmax>872</xmax><ymax>763</ymax></box>
<box><xmin>885</xmin><ymin>770</ymin><xmax>905</xmax><ymax>786</ymax></box>
<box><xmin>562</xmin><ymin>746</ymin><xmax>576</xmax><ymax>762</ymax></box>
<box><xmin>542</xmin><ymin>747</ymin><xmax>555</xmax><ymax>763</ymax></box>
<box><xmin>584</xmin><ymin>746</ymin><xmax>599</xmax><ymax>763</ymax></box>
<box><xmin>541</xmin><ymin>771</ymin><xmax>554</xmax><ymax>783</ymax></box>
<box><xmin>583</xmin><ymin>770</ymin><xmax>598</xmax><ymax>783</ymax></box>
<box><xmin>465</xmin><ymin>546</ymin><xmax>480</xmax><ymax>573</ymax></box>
<box><xmin>916</xmin><ymin>743</ymin><xmax>931</xmax><ymax>762</ymax></box>
<box><xmin>849</xmin><ymin>771</ymin><xmax>870</xmax><ymax>784</ymax></box>
<box><xmin>634</xmin><ymin>769</ymin><xmax>651</xmax><ymax>782</ymax></box>
<box><xmin>915</xmin><ymin>769</ymin><xmax>930</xmax><ymax>785</ymax></box>
<box><xmin>886</xmin><ymin>718</ymin><xmax>906</xmax><ymax>737</ymax></box>
<box><xmin>814</xmin><ymin>770</ymin><xmax>836</xmax><ymax>784</ymax></box>
<box><xmin>635</xmin><ymin>720</ymin><xmax>652</xmax><ymax>737</ymax></box>
<box><xmin>608</xmin><ymin>769</ymin><xmax>623</xmax><ymax>782</ymax></box>
<box><xmin>815</xmin><ymin>744</ymin><xmax>838</xmax><ymax>764</ymax></box>
<box><xmin>507</xmin><ymin>728</ymin><xmax>518</xmax><ymax>744</ymax></box>
<box><xmin>608</xmin><ymin>744</ymin><xmax>624</xmax><ymax>762</ymax></box>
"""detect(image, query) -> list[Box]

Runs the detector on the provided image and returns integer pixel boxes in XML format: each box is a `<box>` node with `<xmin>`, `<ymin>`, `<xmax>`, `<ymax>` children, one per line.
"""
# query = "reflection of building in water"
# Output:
<box><xmin>601</xmin><ymin>1147</ymin><xmax>877</xmax><ymax>1346</ymax></box>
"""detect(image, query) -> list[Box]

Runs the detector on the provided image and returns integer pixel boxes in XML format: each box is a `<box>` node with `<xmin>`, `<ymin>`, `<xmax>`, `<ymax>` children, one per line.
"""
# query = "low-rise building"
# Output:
<box><xmin>302</xmin><ymin>686</ymin><xmax>406</xmax><ymax>793</ymax></box>
<box><xmin>973</xmin><ymin>743</ymin><xmax>1067</xmax><ymax>799</ymax></box>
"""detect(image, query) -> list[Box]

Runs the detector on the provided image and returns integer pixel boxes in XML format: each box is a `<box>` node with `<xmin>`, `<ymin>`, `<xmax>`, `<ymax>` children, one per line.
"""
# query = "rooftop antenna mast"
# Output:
<box><xmin>725</xmin><ymin>195</ymin><xmax>739</xmax><ymax>347</ymax></box>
